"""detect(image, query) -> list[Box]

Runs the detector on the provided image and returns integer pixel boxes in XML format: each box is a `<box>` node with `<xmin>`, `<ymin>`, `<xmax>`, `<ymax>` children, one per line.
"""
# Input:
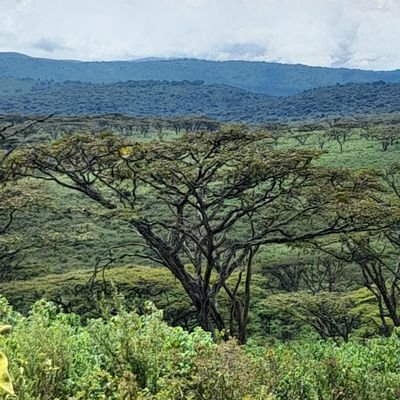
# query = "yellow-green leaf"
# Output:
<box><xmin>0</xmin><ymin>352</ymin><xmax>14</xmax><ymax>396</ymax></box>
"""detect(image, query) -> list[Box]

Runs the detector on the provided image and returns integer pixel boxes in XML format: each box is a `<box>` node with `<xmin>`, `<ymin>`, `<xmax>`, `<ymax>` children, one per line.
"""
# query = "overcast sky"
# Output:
<box><xmin>1</xmin><ymin>0</ymin><xmax>399</xmax><ymax>70</ymax></box>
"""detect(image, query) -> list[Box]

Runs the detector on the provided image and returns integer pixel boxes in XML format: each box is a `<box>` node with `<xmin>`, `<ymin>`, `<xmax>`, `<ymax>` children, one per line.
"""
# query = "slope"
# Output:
<box><xmin>2</xmin><ymin>52</ymin><xmax>400</xmax><ymax>96</ymax></box>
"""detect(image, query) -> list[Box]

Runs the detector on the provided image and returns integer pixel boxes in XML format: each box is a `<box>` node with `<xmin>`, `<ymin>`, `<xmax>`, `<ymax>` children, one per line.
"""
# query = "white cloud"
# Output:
<box><xmin>0</xmin><ymin>0</ymin><xmax>399</xmax><ymax>69</ymax></box>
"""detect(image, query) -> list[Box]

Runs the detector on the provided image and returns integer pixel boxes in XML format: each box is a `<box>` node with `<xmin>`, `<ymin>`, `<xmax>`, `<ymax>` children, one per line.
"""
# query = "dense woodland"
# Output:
<box><xmin>1</xmin><ymin>78</ymin><xmax>400</xmax><ymax>121</ymax></box>
<box><xmin>0</xmin><ymin>111</ymin><xmax>400</xmax><ymax>398</ymax></box>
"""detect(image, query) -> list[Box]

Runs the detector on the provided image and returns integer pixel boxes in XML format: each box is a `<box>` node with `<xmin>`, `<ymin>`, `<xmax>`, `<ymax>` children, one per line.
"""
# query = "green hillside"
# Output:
<box><xmin>1</xmin><ymin>78</ymin><xmax>400</xmax><ymax>121</ymax></box>
<box><xmin>2</xmin><ymin>52</ymin><xmax>400</xmax><ymax>96</ymax></box>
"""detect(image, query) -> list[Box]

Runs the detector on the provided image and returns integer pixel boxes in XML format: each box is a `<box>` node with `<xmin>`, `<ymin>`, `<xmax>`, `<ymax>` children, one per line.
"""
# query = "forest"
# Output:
<box><xmin>1</xmin><ymin>78</ymin><xmax>400</xmax><ymax>122</ymax></box>
<box><xmin>0</xmin><ymin>112</ymin><xmax>400</xmax><ymax>398</ymax></box>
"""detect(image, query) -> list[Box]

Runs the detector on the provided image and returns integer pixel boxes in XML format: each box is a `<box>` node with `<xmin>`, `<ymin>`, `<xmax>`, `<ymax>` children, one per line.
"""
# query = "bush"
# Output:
<box><xmin>0</xmin><ymin>297</ymin><xmax>400</xmax><ymax>399</ymax></box>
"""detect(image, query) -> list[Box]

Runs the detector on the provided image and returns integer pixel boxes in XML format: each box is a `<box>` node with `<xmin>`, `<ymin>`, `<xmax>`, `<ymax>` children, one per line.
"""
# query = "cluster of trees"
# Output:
<box><xmin>0</xmin><ymin>79</ymin><xmax>270</xmax><ymax>121</ymax></box>
<box><xmin>276</xmin><ymin>81</ymin><xmax>400</xmax><ymax>120</ymax></box>
<box><xmin>0</xmin><ymin>116</ymin><xmax>55</xmax><ymax>281</ymax></box>
<box><xmin>265</xmin><ymin>116</ymin><xmax>400</xmax><ymax>155</ymax></box>
<box><xmin>2</xmin><ymin>78</ymin><xmax>400</xmax><ymax>122</ymax></box>
<box><xmin>101</xmin><ymin>115</ymin><xmax>221</xmax><ymax>138</ymax></box>
<box><xmin>4</xmin><ymin>123</ymin><xmax>399</xmax><ymax>344</ymax></box>
<box><xmin>0</xmin><ymin>114</ymin><xmax>222</xmax><ymax>145</ymax></box>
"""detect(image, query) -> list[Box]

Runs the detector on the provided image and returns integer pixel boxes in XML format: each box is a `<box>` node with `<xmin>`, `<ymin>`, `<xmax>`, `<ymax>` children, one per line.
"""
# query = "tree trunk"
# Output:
<box><xmin>197</xmin><ymin>293</ymin><xmax>226</xmax><ymax>334</ymax></box>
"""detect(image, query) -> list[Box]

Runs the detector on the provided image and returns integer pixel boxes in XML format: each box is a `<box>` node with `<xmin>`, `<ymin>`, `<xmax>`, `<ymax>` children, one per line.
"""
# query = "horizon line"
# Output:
<box><xmin>1</xmin><ymin>51</ymin><xmax>399</xmax><ymax>73</ymax></box>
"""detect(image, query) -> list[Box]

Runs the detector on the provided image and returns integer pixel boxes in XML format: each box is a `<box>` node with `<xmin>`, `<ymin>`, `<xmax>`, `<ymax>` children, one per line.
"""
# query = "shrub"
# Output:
<box><xmin>0</xmin><ymin>297</ymin><xmax>400</xmax><ymax>399</ymax></box>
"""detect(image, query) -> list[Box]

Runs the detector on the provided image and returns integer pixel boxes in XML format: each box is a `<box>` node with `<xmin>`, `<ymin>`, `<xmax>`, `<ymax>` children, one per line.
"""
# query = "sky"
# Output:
<box><xmin>1</xmin><ymin>0</ymin><xmax>400</xmax><ymax>70</ymax></box>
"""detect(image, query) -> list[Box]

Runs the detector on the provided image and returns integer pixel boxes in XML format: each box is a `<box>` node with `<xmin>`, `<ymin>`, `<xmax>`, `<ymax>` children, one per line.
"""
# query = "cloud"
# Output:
<box><xmin>217</xmin><ymin>43</ymin><xmax>267</xmax><ymax>60</ymax></box>
<box><xmin>0</xmin><ymin>0</ymin><xmax>399</xmax><ymax>70</ymax></box>
<box><xmin>31</xmin><ymin>38</ymin><xmax>69</xmax><ymax>53</ymax></box>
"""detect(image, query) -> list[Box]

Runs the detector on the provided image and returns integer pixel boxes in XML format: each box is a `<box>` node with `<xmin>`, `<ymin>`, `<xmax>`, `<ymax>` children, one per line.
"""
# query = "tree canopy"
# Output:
<box><xmin>7</xmin><ymin>126</ymin><xmax>395</xmax><ymax>341</ymax></box>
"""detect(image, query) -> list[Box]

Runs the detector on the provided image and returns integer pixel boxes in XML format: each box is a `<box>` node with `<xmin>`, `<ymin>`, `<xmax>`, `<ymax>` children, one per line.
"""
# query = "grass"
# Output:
<box><xmin>278</xmin><ymin>131</ymin><xmax>400</xmax><ymax>170</ymax></box>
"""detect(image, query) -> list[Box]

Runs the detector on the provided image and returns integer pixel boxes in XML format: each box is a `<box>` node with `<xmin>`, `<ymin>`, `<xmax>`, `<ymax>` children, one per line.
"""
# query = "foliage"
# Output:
<box><xmin>0</xmin><ymin>266</ymin><xmax>193</xmax><ymax>325</ymax></box>
<box><xmin>8</xmin><ymin>126</ymin><xmax>391</xmax><ymax>342</ymax></box>
<box><xmin>1</xmin><ymin>115</ymin><xmax>400</xmax><ymax>343</ymax></box>
<box><xmin>262</xmin><ymin>292</ymin><xmax>365</xmax><ymax>343</ymax></box>
<box><xmin>0</xmin><ymin>298</ymin><xmax>400</xmax><ymax>399</ymax></box>
<box><xmin>2</xmin><ymin>78</ymin><xmax>400</xmax><ymax>121</ymax></box>
<box><xmin>0</xmin><ymin>323</ymin><xmax>14</xmax><ymax>397</ymax></box>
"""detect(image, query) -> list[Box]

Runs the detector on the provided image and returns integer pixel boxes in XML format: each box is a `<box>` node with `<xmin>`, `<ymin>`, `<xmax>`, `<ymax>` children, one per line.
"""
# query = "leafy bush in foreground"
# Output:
<box><xmin>0</xmin><ymin>297</ymin><xmax>400</xmax><ymax>399</ymax></box>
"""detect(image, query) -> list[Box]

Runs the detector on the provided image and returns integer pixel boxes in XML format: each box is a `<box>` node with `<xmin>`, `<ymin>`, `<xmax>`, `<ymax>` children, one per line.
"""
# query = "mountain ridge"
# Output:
<box><xmin>2</xmin><ymin>52</ymin><xmax>400</xmax><ymax>96</ymax></box>
<box><xmin>2</xmin><ymin>52</ymin><xmax>400</xmax><ymax>72</ymax></box>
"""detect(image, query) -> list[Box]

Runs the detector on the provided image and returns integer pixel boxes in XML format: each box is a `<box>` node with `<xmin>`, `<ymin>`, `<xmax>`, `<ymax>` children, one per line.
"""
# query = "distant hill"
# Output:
<box><xmin>269</xmin><ymin>81</ymin><xmax>400</xmax><ymax>120</ymax></box>
<box><xmin>1</xmin><ymin>78</ymin><xmax>400</xmax><ymax>122</ymax></box>
<box><xmin>0</xmin><ymin>78</ymin><xmax>273</xmax><ymax>121</ymax></box>
<box><xmin>2</xmin><ymin>52</ymin><xmax>400</xmax><ymax>96</ymax></box>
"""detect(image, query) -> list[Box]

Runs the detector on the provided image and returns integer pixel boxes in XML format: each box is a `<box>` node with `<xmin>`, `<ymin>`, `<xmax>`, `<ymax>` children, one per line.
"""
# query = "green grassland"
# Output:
<box><xmin>278</xmin><ymin>132</ymin><xmax>400</xmax><ymax>169</ymax></box>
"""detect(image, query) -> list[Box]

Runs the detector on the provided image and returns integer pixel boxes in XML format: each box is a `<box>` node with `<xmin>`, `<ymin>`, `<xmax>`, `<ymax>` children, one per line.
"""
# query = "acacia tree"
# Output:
<box><xmin>351</xmin><ymin>165</ymin><xmax>400</xmax><ymax>333</ymax></box>
<box><xmin>263</xmin><ymin>262</ymin><xmax>306</xmax><ymax>293</ymax></box>
<box><xmin>8</xmin><ymin>127</ymin><xmax>386</xmax><ymax>342</ymax></box>
<box><xmin>0</xmin><ymin>116</ymin><xmax>52</xmax><ymax>280</ymax></box>
<box><xmin>0</xmin><ymin>183</ymin><xmax>49</xmax><ymax>280</ymax></box>
<box><xmin>263</xmin><ymin>255</ymin><xmax>349</xmax><ymax>294</ymax></box>
<box><xmin>370</xmin><ymin>125</ymin><xmax>400</xmax><ymax>152</ymax></box>
<box><xmin>290</xmin><ymin>123</ymin><xmax>327</xmax><ymax>147</ymax></box>
<box><xmin>301</xmin><ymin>257</ymin><xmax>348</xmax><ymax>294</ymax></box>
<box><xmin>325</xmin><ymin>118</ymin><xmax>357</xmax><ymax>153</ymax></box>
<box><xmin>314</xmin><ymin>165</ymin><xmax>400</xmax><ymax>336</ymax></box>
<box><xmin>267</xmin><ymin>292</ymin><xmax>361</xmax><ymax>343</ymax></box>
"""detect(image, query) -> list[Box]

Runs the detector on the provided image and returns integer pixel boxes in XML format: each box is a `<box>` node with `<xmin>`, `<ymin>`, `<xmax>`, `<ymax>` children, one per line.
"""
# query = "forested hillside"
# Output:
<box><xmin>1</xmin><ymin>78</ymin><xmax>400</xmax><ymax>121</ymax></box>
<box><xmin>2</xmin><ymin>52</ymin><xmax>400</xmax><ymax>96</ymax></box>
